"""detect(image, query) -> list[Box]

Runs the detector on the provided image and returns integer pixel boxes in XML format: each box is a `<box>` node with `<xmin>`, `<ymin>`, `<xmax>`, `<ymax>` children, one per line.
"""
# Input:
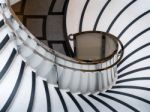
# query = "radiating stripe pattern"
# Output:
<box><xmin>0</xmin><ymin>0</ymin><xmax>150</xmax><ymax>112</ymax></box>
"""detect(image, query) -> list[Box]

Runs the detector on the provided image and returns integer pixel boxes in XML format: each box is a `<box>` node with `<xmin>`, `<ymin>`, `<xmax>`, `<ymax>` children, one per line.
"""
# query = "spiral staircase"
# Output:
<box><xmin>0</xmin><ymin>0</ymin><xmax>150</xmax><ymax>112</ymax></box>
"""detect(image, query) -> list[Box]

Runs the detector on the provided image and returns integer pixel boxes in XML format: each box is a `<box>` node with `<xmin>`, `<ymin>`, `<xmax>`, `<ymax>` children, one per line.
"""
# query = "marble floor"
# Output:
<box><xmin>12</xmin><ymin>0</ymin><xmax>73</xmax><ymax>56</ymax></box>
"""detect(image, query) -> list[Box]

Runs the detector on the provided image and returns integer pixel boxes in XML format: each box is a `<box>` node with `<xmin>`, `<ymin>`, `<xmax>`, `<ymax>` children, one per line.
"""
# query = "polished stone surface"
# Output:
<box><xmin>12</xmin><ymin>0</ymin><xmax>68</xmax><ymax>55</ymax></box>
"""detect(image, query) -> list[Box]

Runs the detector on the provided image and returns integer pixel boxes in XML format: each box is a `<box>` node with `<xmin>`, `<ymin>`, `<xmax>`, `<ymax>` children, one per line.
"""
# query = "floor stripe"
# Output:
<box><xmin>55</xmin><ymin>87</ymin><xmax>68</xmax><ymax>112</ymax></box>
<box><xmin>107</xmin><ymin>90</ymin><xmax>150</xmax><ymax>104</ymax></box>
<box><xmin>118</xmin><ymin>10</ymin><xmax>150</xmax><ymax>39</ymax></box>
<box><xmin>99</xmin><ymin>93</ymin><xmax>140</xmax><ymax>112</ymax></box>
<box><xmin>63</xmin><ymin>0</ymin><xmax>74</xmax><ymax>57</ymax></box>
<box><xmin>89</xmin><ymin>94</ymin><xmax>117</xmax><ymax>112</ymax></box>
<box><xmin>43</xmin><ymin>81</ymin><xmax>51</xmax><ymax>112</ymax></box>
<box><xmin>67</xmin><ymin>92</ymin><xmax>84</xmax><ymax>112</ymax></box>
<box><xmin>62</xmin><ymin>0</ymin><xmax>69</xmax><ymax>14</ymax></box>
<box><xmin>0</xmin><ymin>34</ymin><xmax>10</xmax><ymax>50</ymax></box>
<box><xmin>118</xmin><ymin>55</ymin><xmax>150</xmax><ymax>73</ymax></box>
<box><xmin>79</xmin><ymin>0</ymin><xmax>90</xmax><ymax>32</ymax></box>
<box><xmin>106</xmin><ymin>0</ymin><xmax>136</xmax><ymax>33</ymax></box>
<box><xmin>117</xmin><ymin>77</ymin><xmax>150</xmax><ymax>84</ymax></box>
<box><xmin>78</xmin><ymin>94</ymin><xmax>99</xmax><ymax>112</ymax></box>
<box><xmin>117</xmin><ymin>43</ymin><xmax>150</xmax><ymax>67</ymax></box>
<box><xmin>1</xmin><ymin>61</ymin><xmax>25</xmax><ymax>112</ymax></box>
<box><xmin>112</xmin><ymin>85</ymin><xmax>150</xmax><ymax>91</ymax></box>
<box><xmin>48</xmin><ymin>0</ymin><xmax>57</xmax><ymax>14</ymax></box>
<box><xmin>27</xmin><ymin>72</ymin><xmax>36</xmax><ymax>112</ymax></box>
<box><xmin>123</xmin><ymin>27</ymin><xmax>150</xmax><ymax>50</ymax></box>
<box><xmin>0</xmin><ymin>19</ymin><xmax>4</xmax><ymax>28</ymax></box>
<box><xmin>118</xmin><ymin>67</ymin><xmax>150</xmax><ymax>79</ymax></box>
<box><xmin>93</xmin><ymin>0</ymin><xmax>111</xmax><ymax>31</ymax></box>
<box><xmin>0</xmin><ymin>48</ymin><xmax>17</xmax><ymax>80</ymax></box>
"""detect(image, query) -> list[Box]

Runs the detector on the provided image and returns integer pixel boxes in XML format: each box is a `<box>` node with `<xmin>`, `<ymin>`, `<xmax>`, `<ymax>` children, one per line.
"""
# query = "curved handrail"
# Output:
<box><xmin>68</xmin><ymin>31</ymin><xmax>120</xmax><ymax>63</ymax></box>
<box><xmin>0</xmin><ymin>0</ymin><xmax>124</xmax><ymax>72</ymax></box>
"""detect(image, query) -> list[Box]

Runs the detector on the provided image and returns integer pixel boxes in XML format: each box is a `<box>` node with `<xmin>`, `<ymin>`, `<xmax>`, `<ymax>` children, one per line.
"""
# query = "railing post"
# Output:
<box><xmin>53</xmin><ymin>51</ymin><xmax>59</xmax><ymax>85</ymax></box>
